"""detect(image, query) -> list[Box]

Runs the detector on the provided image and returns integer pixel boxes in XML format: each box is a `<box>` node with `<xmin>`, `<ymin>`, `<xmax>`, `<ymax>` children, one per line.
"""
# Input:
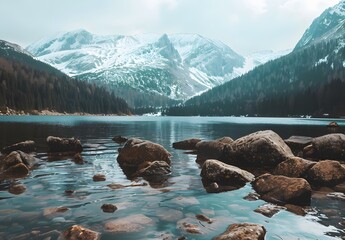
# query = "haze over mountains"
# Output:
<box><xmin>26</xmin><ymin>31</ymin><xmax>288</xmax><ymax>107</ymax></box>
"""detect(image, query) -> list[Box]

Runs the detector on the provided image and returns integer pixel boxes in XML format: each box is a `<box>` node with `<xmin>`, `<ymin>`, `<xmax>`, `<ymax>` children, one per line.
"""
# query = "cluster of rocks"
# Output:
<box><xmin>0</xmin><ymin>136</ymin><xmax>83</xmax><ymax>184</ymax></box>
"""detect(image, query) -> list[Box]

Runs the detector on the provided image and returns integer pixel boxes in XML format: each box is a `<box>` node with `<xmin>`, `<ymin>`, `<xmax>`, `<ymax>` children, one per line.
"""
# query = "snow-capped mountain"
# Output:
<box><xmin>27</xmin><ymin>30</ymin><xmax>248</xmax><ymax>101</ymax></box>
<box><xmin>295</xmin><ymin>0</ymin><xmax>345</xmax><ymax>50</ymax></box>
<box><xmin>0</xmin><ymin>40</ymin><xmax>33</xmax><ymax>57</ymax></box>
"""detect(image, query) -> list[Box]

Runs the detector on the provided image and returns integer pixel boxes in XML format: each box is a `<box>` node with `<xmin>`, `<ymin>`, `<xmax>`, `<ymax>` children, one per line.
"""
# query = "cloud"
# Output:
<box><xmin>244</xmin><ymin>0</ymin><xmax>268</xmax><ymax>15</ymax></box>
<box><xmin>140</xmin><ymin>0</ymin><xmax>178</xmax><ymax>11</ymax></box>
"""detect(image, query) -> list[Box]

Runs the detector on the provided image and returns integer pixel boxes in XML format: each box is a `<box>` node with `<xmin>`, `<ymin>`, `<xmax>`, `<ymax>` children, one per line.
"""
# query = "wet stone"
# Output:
<box><xmin>254</xmin><ymin>204</ymin><xmax>286</xmax><ymax>218</ymax></box>
<box><xmin>195</xmin><ymin>214</ymin><xmax>213</xmax><ymax>223</ymax></box>
<box><xmin>8</xmin><ymin>184</ymin><xmax>26</xmax><ymax>195</ymax></box>
<box><xmin>243</xmin><ymin>192</ymin><xmax>260</xmax><ymax>201</ymax></box>
<box><xmin>93</xmin><ymin>174</ymin><xmax>106</xmax><ymax>182</ymax></box>
<box><xmin>101</xmin><ymin>203</ymin><xmax>117</xmax><ymax>213</ymax></box>
<box><xmin>63</xmin><ymin>225</ymin><xmax>101</xmax><ymax>240</ymax></box>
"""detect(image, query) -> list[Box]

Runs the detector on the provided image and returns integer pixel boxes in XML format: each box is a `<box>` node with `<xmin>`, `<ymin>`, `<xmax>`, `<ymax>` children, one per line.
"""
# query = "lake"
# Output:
<box><xmin>0</xmin><ymin>116</ymin><xmax>344</xmax><ymax>239</ymax></box>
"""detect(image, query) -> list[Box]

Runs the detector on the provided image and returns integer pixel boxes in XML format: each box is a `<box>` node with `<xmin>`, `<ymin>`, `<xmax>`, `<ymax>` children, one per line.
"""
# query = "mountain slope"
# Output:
<box><xmin>165</xmin><ymin>2</ymin><xmax>345</xmax><ymax>117</ymax></box>
<box><xmin>295</xmin><ymin>0</ymin><xmax>345</xmax><ymax>50</ymax></box>
<box><xmin>0</xmin><ymin>39</ymin><xmax>130</xmax><ymax>114</ymax></box>
<box><xmin>27</xmin><ymin>31</ymin><xmax>248</xmax><ymax>105</ymax></box>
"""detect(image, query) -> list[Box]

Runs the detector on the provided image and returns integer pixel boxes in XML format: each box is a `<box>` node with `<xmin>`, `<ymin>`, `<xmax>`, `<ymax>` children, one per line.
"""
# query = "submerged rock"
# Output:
<box><xmin>178</xmin><ymin>222</ymin><xmax>202</xmax><ymax>234</ymax></box>
<box><xmin>1</xmin><ymin>140</ymin><xmax>36</xmax><ymax>154</ymax></box>
<box><xmin>213</xmin><ymin>223</ymin><xmax>266</xmax><ymax>240</ymax></box>
<box><xmin>254</xmin><ymin>204</ymin><xmax>286</xmax><ymax>218</ymax></box>
<box><xmin>274</xmin><ymin>157</ymin><xmax>316</xmax><ymax>178</ymax></box>
<box><xmin>104</xmin><ymin>214</ymin><xmax>154</xmax><ymax>233</ymax></box>
<box><xmin>62</xmin><ymin>225</ymin><xmax>101</xmax><ymax>240</ymax></box>
<box><xmin>117</xmin><ymin>138</ymin><xmax>171</xmax><ymax>168</ymax></box>
<box><xmin>46</xmin><ymin>136</ymin><xmax>83</xmax><ymax>153</ymax></box>
<box><xmin>230</xmin><ymin>130</ymin><xmax>293</xmax><ymax>167</ymax></box>
<box><xmin>195</xmin><ymin>214</ymin><xmax>213</xmax><ymax>223</ymax></box>
<box><xmin>173</xmin><ymin>138</ymin><xmax>202</xmax><ymax>150</ymax></box>
<box><xmin>201</xmin><ymin>160</ymin><xmax>254</xmax><ymax>192</ymax></box>
<box><xmin>303</xmin><ymin>134</ymin><xmax>345</xmax><ymax>160</ymax></box>
<box><xmin>252</xmin><ymin>173</ymin><xmax>312</xmax><ymax>206</ymax></box>
<box><xmin>307</xmin><ymin>160</ymin><xmax>345</xmax><ymax>187</ymax></box>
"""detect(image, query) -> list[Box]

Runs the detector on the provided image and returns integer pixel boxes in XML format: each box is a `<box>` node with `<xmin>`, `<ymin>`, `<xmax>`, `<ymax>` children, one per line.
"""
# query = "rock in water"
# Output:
<box><xmin>104</xmin><ymin>214</ymin><xmax>154</xmax><ymax>233</ymax></box>
<box><xmin>1</xmin><ymin>140</ymin><xmax>36</xmax><ymax>154</ymax></box>
<box><xmin>196</xmin><ymin>140</ymin><xmax>231</xmax><ymax>163</ymax></box>
<box><xmin>46</xmin><ymin>136</ymin><xmax>83</xmax><ymax>153</ymax></box>
<box><xmin>101</xmin><ymin>204</ymin><xmax>117</xmax><ymax>213</ymax></box>
<box><xmin>230</xmin><ymin>130</ymin><xmax>293</xmax><ymax>167</ymax></box>
<box><xmin>93</xmin><ymin>174</ymin><xmax>106</xmax><ymax>182</ymax></box>
<box><xmin>303</xmin><ymin>134</ymin><xmax>345</xmax><ymax>160</ymax></box>
<box><xmin>8</xmin><ymin>184</ymin><xmax>27</xmax><ymax>195</ymax></box>
<box><xmin>112</xmin><ymin>136</ymin><xmax>128</xmax><ymax>144</ymax></box>
<box><xmin>135</xmin><ymin>161</ymin><xmax>171</xmax><ymax>180</ymax></box>
<box><xmin>213</xmin><ymin>223</ymin><xmax>266</xmax><ymax>240</ymax></box>
<box><xmin>274</xmin><ymin>157</ymin><xmax>316</xmax><ymax>178</ymax></box>
<box><xmin>117</xmin><ymin>138</ymin><xmax>171</xmax><ymax>168</ymax></box>
<box><xmin>284</xmin><ymin>136</ymin><xmax>312</xmax><ymax>156</ymax></box>
<box><xmin>0</xmin><ymin>151</ymin><xmax>30</xmax><ymax>180</ymax></box>
<box><xmin>307</xmin><ymin>160</ymin><xmax>345</xmax><ymax>186</ymax></box>
<box><xmin>252</xmin><ymin>173</ymin><xmax>312</xmax><ymax>206</ymax></box>
<box><xmin>173</xmin><ymin>138</ymin><xmax>202</xmax><ymax>150</ymax></box>
<box><xmin>201</xmin><ymin>160</ymin><xmax>254</xmax><ymax>192</ymax></box>
<box><xmin>62</xmin><ymin>225</ymin><xmax>101</xmax><ymax>240</ymax></box>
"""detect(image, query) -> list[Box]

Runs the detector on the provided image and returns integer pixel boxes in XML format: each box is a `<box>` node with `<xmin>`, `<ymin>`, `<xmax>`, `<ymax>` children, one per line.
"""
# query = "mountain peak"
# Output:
<box><xmin>294</xmin><ymin>1</ymin><xmax>345</xmax><ymax>50</ymax></box>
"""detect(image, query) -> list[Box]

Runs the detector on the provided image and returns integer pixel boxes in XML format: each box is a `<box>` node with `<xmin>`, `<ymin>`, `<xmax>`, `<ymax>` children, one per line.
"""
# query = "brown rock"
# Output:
<box><xmin>328</xmin><ymin>122</ymin><xmax>339</xmax><ymax>128</ymax></box>
<box><xmin>93</xmin><ymin>174</ymin><xmax>106</xmax><ymax>182</ymax></box>
<box><xmin>136</xmin><ymin>161</ymin><xmax>171</xmax><ymax>179</ymax></box>
<box><xmin>213</xmin><ymin>223</ymin><xmax>266</xmax><ymax>240</ymax></box>
<box><xmin>284</xmin><ymin>204</ymin><xmax>307</xmax><ymax>216</ymax></box>
<box><xmin>0</xmin><ymin>163</ymin><xmax>29</xmax><ymax>180</ymax></box>
<box><xmin>284</xmin><ymin>136</ymin><xmax>312</xmax><ymax>156</ymax></box>
<box><xmin>101</xmin><ymin>204</ymin><xmax>117</xmax><ymax>213</ymax></box>
<box><xmin>173</xmin><ymin>138</ymin><xmax>202</xmax><ymax>150</ymax></box>
<box><xmin>104</xmin><ymin>214</ymin><xmax>154</xmax><ymax>233</ymax></box>
<box><xmin>252</xmin><ymin>173</ymin><xmax>312</xmax><ymax>206</ymax></box>
<box><xmin>117</xmin><ymin>138</ymin><xmax>171</xmax><ymax>168</ymax></box>
<box><xmin>230</xmin><ymin>130</ymin><xmax>293</xmax><ymax>167</ymax></box>
<box><xmin>1</xmin><ymin>140</ymin><xmax>36</xmax><ymax>154</ymax></box>
<box><xmin>201</xmin><ymin>160</ymin><xmax>254</xmax><ymax>191</ymax></box>
<box><xmin>43</xmin><ymin>206</ymin><xmax>69</xmax><ymax>216</ymax></box>
<box><xmin>112</xmin><ymin>136</ymin><xmax>128</xmax><ymax>144</ymax></box>
<box><xmin>307</xmin><ymin>160</ymin><xmax>345</xmax><ymax>186</ymax></box>
<box><xmin>254</xmin><ymin>204</ymin><xmax>285</xmax><ymax>218</ymax></box>
<box><xmin>196</xmin><ymin>140</ymin><xmax>229</xmax><ymax>163</ymax></box>
<box><xmin>243</xmin><ymin>192</ymin><xmax>260</xmax><ymax>201</ymax></box>
<box><xmin>47</xmin><ymin>136</ymin><xmax>83</xmax><ymax>153</ymax></box>
<box><xmin>63</xmin><ymin>225</ymin><xmax>100</xmax><ymax>240</ymax></box>
<box><xmin>196</xmin><ymin>214</ymin><xmax>213</xmax><ymax>223</ymax></box>
<box><xmin>178</xmin><ymin>222</ymin><xmax>202</xmax><ymax>234</ymax></box>
<box><xmin>274</xmin><ymin>157</ymin><xmax>316</xmax><ymax>178</ymax></box>
<box><xmin>8</xmin><ymin>184</ymin><xmax>26</xmax><ymax>195</ymax></box>
<box><xmin>303</xmin><ymin>134</ymin><xmax>345</xmax><ymax>160</ymax></box>
<box><xmin>216</xmin><ymin>137</ymin><xmax>234</xmax><ymax>144</ymax></box>
<box><xmin>73</xmin><ymin>153</ymin><xmax>84</xmax><ymax>164</ymax></box>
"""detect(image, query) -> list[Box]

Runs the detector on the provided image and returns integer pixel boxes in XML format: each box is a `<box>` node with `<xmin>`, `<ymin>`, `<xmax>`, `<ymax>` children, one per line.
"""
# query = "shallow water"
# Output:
<box><xmin>0</xmin><ymin>116</ymin><xmax>344</xmax><ymax>239</ymax></box>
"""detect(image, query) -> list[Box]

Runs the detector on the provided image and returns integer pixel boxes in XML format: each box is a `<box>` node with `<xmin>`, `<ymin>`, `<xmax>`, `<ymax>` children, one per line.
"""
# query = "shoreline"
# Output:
<box><xmin>0</xmin><ymin>107</ymin><xmax>131</xmax><ymax>116</ymax></box>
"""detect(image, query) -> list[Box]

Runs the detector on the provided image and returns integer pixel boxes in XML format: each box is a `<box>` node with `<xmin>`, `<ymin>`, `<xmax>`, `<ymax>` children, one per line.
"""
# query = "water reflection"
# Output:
<box><xmin>0</xmin><ymin>116</ymin><xmax>344</xmax><ymax>239</ymax></box>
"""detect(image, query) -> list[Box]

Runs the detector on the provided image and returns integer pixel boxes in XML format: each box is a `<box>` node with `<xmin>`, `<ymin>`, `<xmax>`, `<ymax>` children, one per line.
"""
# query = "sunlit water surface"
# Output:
<box><xmin>0</xmin><ymin>116</ymin><xmax>344</xmax><ymax>239</ymax></box>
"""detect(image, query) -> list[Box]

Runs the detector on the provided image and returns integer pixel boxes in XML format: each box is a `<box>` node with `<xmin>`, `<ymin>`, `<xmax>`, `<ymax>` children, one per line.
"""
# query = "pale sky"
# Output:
<box><xmin>1</xmin><ymin>0</ymin><xmax>340</xmax><ymax>54</ymax></box>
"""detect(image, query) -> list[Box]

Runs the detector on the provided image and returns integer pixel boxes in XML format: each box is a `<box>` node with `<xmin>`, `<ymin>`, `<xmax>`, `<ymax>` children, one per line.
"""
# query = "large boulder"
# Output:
<box><xmin>303</xmin><ymin>134</ymin><xmax>345</xmax><ymax>160</ymax></box>
<box><xmin>135</xmin><ymin>161</ymin><xmax>171</xmax><ymax>179</ymax></box>
<box><xmin>173</xmin><ymin>138</ymin><xmax>202</xmax><ymax>150</ymax></box>
<box><xmin>196</xmin><ymin>140</ymin><xmax>232</xmax><ymax>163</ymax></box>
<box><xmin>229</xmin><ymin>130</ymin><xmax>293</xmax><ymax>167</ymax></box>
<box><xmin>252</xmin><ymin>174</ymin><xmax>312</xmax><ymax>206</ymax></box>
<box><xmin>213</xmin><ymin>223</ymin><xmax>266</xmax><ymax>240</ymax></box>
<box><xmin>1</xmin><ymin>140</ymin><xmax>36</xmax><ymax>154</ymax></box>
<box><xmin>117</xmin><ymin>138</ymin><xmax>171</xmax><ymax>168</ymax></box>
<box><xmin>307</xmin><ymin>160</ymin><xmax>345</xmax><ymax>187</ymax></box>
<box><xmin>201</xmin><ymin>160</ymin><xmax>254</xmax><ymax>192</ymax></box>
<box><xmin>47</xmin><ymin>136</ymin><xmax>83</xmax><ymax>153</ymax></box>
<box><xmin>62</xmin><ymin>225</ymin><xmax>101</xmax><ymax>240</ymax></box>
<box><xmin>274</xmin><ymin>157</ymin><xmax>316</xmax><ymax>178</ymax></box>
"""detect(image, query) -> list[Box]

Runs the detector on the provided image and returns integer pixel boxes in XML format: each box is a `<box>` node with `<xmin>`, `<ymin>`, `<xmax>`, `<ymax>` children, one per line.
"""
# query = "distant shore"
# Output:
<box><xmin>0</xmin><ymin>107</ymin><xmax>130</xmax><ymax>116</ymax></box>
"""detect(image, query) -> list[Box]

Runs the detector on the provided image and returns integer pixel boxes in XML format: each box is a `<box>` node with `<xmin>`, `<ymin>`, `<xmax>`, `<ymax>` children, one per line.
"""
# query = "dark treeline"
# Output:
<box><xmin>164</xmin><ymin>38</ymin><xmax>345</xmax><ymax>117</ymax></box>
<box><xmin>0</xmin><ymin>41</ymin><xmax>131</xmax><ymax>114</ymax></box>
